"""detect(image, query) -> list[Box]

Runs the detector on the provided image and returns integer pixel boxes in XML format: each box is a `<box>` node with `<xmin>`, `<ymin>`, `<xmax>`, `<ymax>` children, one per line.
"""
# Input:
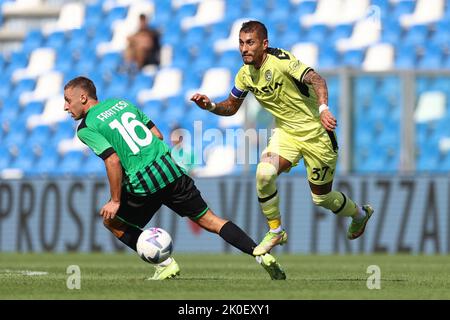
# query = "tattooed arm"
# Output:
<box><xmin>190</xmin><ymin>93</ymin><xmax>243</xmax><ymax>116</ymax></box>
<box><xmin>303</xmin><ymin>69</ymin><xmax>328</xmax><ymax>106</ymax></box>
<box><xmin>302</xmin><ymin>70</ymin><xmax>336</xmax><ymax>131</ymax></box>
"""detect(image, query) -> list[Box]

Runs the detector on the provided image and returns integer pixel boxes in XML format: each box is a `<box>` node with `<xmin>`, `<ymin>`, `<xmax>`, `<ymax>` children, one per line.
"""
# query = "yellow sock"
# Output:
<box><xmin>268</xmin><ymin>217</ymin><xmax>281</xmax><ymax>230</ymax></box>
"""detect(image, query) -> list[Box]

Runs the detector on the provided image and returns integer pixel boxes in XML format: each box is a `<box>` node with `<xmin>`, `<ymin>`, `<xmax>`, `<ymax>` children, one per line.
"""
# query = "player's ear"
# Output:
<box><xmin>263</xmin><ymin>39</ymin><xmax>268</xmax><ymax>50</ymax></box>
<box><xmin>80</xmin><ymin>93</ymin><xmax>88</xmax><ymax>104</ymax></box>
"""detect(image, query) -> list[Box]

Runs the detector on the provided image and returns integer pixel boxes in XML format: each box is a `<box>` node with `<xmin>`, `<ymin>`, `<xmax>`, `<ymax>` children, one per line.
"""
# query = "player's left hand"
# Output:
<box><xmin>320</xmin><ymin>110</ymin><xmax>337</xmax><ymax>131</ymax></box>
<box><xmin>100</xmin><ymin>200</ymin><xmax>120</xmax><ymax>220</ymax></box>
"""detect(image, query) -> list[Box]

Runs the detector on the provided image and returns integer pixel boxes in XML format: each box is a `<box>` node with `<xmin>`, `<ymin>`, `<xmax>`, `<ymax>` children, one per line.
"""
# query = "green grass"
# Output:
<box><xmin>0</xmin><ymin>253</ymin><xmax>449</xmax><ymax>299</ymax></box>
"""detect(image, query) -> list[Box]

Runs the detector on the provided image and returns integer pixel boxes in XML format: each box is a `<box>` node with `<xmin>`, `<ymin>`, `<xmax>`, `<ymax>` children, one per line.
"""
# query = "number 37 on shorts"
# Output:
<box><xmin>308</xmin><ymin>165</ymin><xmax>335</xmax><ymax>184</ymax></box>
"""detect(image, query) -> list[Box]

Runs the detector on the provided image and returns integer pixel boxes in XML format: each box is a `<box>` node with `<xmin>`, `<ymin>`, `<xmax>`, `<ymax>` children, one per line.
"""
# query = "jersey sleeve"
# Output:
<box><xmin>77</xmin><ymin>126</ymin><xmax>115</xmax><ymax>160</ymax></box>
<box><xmin>230</xmin><ymin>67</ymin><xmax>249</xmax><ymax>99</ymax></box>
<box><xmin>283</xmin><ymin>49</ymin><xmax>314</xmax><ymax>83</ymax></box>
<box><xmin>135</xmin><ymin>105</ymin><xmax>155</xmax><ymax>129</ymax></box>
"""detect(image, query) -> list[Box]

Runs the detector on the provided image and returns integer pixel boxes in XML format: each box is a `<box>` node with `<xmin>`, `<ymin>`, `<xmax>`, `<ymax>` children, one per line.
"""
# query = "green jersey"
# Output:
<box><xmin>77</xmin><ymin>99</ymin><xmax>185</xmax><ymax>195</ymax></box>
<box><xmin>232</xmin><ymin>47</ymin><xmax>325</xmax><ymax>140</ymax></box>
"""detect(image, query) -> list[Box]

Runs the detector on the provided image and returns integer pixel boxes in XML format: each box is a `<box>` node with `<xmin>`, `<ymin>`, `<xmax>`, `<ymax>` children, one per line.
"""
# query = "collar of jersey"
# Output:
<box><xmin>250</xmin><ymin>53</ymin><xmax>269</xmax><ymax>72</ymax></box>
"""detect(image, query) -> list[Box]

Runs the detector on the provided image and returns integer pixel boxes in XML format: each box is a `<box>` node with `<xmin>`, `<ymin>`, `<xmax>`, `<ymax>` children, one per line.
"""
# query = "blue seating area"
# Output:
<box><xmin>0</xmin><ymin>0</ymin><xmax>449</xmax><ymax>177</ymax></box>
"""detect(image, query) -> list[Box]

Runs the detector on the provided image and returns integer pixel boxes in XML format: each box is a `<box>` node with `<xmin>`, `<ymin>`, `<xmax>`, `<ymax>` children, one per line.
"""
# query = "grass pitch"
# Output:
<box><xmin>0</xmin><ymin>253</ymin><xmax>449</xmax><ymax>300</ymax></box>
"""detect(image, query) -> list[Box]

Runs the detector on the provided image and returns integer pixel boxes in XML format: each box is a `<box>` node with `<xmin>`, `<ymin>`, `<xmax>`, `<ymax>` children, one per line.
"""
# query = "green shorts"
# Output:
<box><xmin>263</xmin><ymin>127</ymin><xmax>339</xmax><ymax>185</ymax></box>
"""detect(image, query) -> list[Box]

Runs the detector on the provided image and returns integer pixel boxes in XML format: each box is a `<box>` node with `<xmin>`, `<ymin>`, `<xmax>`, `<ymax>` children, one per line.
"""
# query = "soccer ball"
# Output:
<box><xmin>136</xmin><ymin>227</ymin><xmax>173</xmax><ymax>264</ymax></box>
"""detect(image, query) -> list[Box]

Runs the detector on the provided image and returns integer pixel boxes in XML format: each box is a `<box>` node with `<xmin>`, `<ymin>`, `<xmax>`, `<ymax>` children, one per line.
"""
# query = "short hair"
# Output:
<box><xmin>240</xmin><ymin>20</ymin><xmax>268</xmax><ymax>40</ymax></box>
<box><xmin>64</xmin><ymin>76</ymin><xmax>98</xmax><ymax>100</ymax></box>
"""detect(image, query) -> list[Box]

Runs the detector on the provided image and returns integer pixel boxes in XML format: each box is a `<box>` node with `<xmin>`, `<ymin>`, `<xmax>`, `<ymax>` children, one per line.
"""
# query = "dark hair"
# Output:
<box><xmin>64</xmin><ymin>76</ymin><xmax>98</xmax><ymax>100</ymax></box>
<box><xmin>240</xmin><ymin>20</ymin><xmax>268</xmax><ymax>40</ymax></box>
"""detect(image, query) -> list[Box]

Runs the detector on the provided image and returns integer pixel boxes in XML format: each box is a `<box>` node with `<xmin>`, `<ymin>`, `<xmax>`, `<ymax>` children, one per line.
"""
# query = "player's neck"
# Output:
<box><xmin>84</xmin><ymin>100</ymin><xmax>99</xmax><ymax>114</ymax></box>
<box><xmin>254</xmin><ymin>53</ymin><xmax>268</xmax><ymax>69</ymax></box>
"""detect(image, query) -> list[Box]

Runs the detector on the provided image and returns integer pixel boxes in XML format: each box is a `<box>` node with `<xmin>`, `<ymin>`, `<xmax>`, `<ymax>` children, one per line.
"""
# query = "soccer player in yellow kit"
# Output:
<box><xmin>191</xmin><ymin>21</ymin><xmax>373</xmax><ymax>256</ymax></box>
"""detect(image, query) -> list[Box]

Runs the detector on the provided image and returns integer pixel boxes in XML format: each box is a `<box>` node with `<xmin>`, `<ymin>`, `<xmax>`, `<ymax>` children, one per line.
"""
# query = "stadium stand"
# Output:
<box><xmin>0</xmin><ymin>0</ymin><xmax>449</xmax><ymax>177</ymax></box>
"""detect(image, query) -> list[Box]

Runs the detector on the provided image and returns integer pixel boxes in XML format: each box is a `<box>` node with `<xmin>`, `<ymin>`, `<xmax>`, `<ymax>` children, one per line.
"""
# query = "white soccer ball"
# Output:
<box><xmin>136</xmin><ymin>227</ymin><xmax>173</xmax><ymax>264</ymax></box>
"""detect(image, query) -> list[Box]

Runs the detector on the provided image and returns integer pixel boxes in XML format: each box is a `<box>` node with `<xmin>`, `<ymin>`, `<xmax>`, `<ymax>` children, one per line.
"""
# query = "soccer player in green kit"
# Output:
<box><xmin>191</xmin><ymin>21</ymin><xmax>374</xmax><ymax>256</ymax></box>
<box><xmin>63</xmin><ymin>76</ymin><xmax>286</xmax><ymax>280</ymax></box>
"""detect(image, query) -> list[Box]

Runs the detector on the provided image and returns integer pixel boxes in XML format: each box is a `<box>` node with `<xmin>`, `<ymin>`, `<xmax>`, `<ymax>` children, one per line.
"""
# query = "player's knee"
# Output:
<box><xmin>311</xmin><ymin>192</ymin><xmax>341</xmax><ymax>210</ymax></box>
<box><xmin>103</xmin><ymin>218</ymin><xmax>127</xmax><ymax>238</ymax></box>
<box><xmin>256</xmin><ymin>162</ymin><xmax>277</xmax><ymax>190</ymax></box>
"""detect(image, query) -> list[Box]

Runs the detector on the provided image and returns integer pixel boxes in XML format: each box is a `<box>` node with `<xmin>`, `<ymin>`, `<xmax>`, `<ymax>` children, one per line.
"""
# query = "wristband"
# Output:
<box><xmin>208</xmin><ymin>102</ymin><xmax>217</xmax><ymax>111</ymax></box>
<box><xmin>319</xmin><ymin>104</ymin><xmax>329</xmax><ymax>114</ymax></box>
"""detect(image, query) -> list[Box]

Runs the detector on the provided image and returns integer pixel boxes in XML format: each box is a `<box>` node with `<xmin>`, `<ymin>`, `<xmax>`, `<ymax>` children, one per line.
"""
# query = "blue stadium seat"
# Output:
<box><xmin>191</xmin><ymin>50</ymin><xmax>216</xmax><ymax>74</ymax></box>
<box><xmin>266</xmin><ymin>0</ymin><xmax>291</xmax><ymax>24</ymax></box>
<box><xmin>183</xmin><ymin>26</ymin><xmax>206</xmax><ymax>48</ymax></box>
<box><xmin>152</xmin><ymin>1</ymin><xmax>173</xmax><ymax>27</ymax></box>
<box><xmin>78</xmin><ymin>153</ymin><xmax>105</xmax><ymax>177</ymax></box>
<box><xmin>129</xmin><ymin>73</ymin><xmax>153</xmax><ymax>100</ymax></box>
<box><xmin>429</xmin><ymin>19</ymin><xmax>450</xmax><ymax>48</ymax></box>
<box><xmin>84</xmin><ymin>2</ymin><xmax>103</xmax><ymax>31</ymax></box>
<box><xmin>329</xmin><ymin>24</ymin><xmax>353</xmax><ymax>44</ymax></box>
<box><xmin>51</xmin><ymin>120</ymin><xmax>75</xmax><ymax>147</ymax></box>
<box><xmin>439</xmin><ymin>152</ymin><xmax>450</xmax><ymax>171</ymax></box>
<box><xmin>11</xmin><ymin>78</ymin><xmax>35</xmax><ymax>100</ymax></box>
<box><xmin>28</xmin><ymin>124</ymin><xmax>52</xmax><ymax>149</ymax></box>
<box><xmin>30</xmin><ymin>145</ymin><xmax>60</xmax><ymax>176</ymax></box>
<box><xmin>246</xmin><ymin>0</ymin><xmax>267</xmax><ymax>20</ymax></box>
<box><xmin>381</xmin><ymin>19</ymin><xmax>402</xmax><ymax>44</ymax></box>
<box><xmin>217</xmin><ymin>50</ymin><xmax>241</xmax><ymax>70</ymax></box>
<box><xmin>4</xmin><ymin>120</ymin><xmax>28</xmax><ymax>149</ymax></box>
<box><xmin>8</xmin><ymin>145</ymin><xmax>36</xmax><ymax>172</ymax></box>
<box><xmin>318</xmin><ymin>45</ymin><xmax>338</xmax><ymax>69</ymax></box>
<box><xmin>4</xmin><ymin>51</ymin><xmax>28</xmax><ymax>77</ymax></box>
<box><xmin>305</xmin><ymin>24</ymin><xmax>329</xmax><ymax>45</ymax></box>
<box><xmin>22</xmin><ymin>29</ymin><xmax>44</xmax><ymax>55</ymax></box>
<box><xmin>378</xmin><ymin>76</ymin><xmax>400</xmax><ymax>103</ymax></box>
<box><xmin>75</xmin><ymin>47</ymin><xmax>98</xmax><ymax>74</ymax></box>
<box><xmin>354</xmin><ymin>76</ymin><xmax>378</xmax><ymax>104</ymax></box>
<box><xmin>416</xmin><ymin>149</ymin><xmax>440</xmax><ymax>171</ymax></box>
<box><xmin>103</xmin><ymin>74</ymin><xmax>129</xmax><ymax>99</ymax></box>
<box><xmin>54</xmin><ymin>47</ymin><xmax>74</xmax><ymax>74</ymax></box>
<box><xmin>45</xmin><ymin>31</ymin><xmax>66</xmax><ymax>50</ymax></box>
<box><xmin>403</xmin><ymin>24</ymin><xmax>429</xmax><ymax>47</ymax></box>
<box><xmin>53</xmin><ymin>150</ymin><xmax>86</xmax><ymax>176</ymax></box>
<box><xmin>171</xmin><ymin>45</ymin><xmax>191</xmax><ymax>69</ymax></box>
<box><xmin>68</xmin><ymin>27</ymin><xmax>90</xmax><ymax>54</ymax></box>
<box><xmin>209</xmin><ymin>21</ymin><xmax>232</xmax><ymax>40</ymax></box>
<box><xmin>104</xmin><ymin>6</ymin><xmax>128</xmax><ymax>28</ymax></box>
<box><xmin>429</xmin><ymin>76</ymin><xmax>450</xmax><ymax>95</ymax></box>
<box><xmin>391</xmin><ymin>0</ymin><xmax>416</xmax><ymax>19</ymax></box>
<box><xmin>181</xmin><ymin>71</ymin><xmax>202</xmax><ymax>92</ymax></box>
<box><xmin>296</xmin><ymin>0</ymin><xmax>317</xmax><ymax>18</ymax></box>
<box><xmin>173</xmin><ymin>3</ymin><xmax>197</xmax><ymax>22</ymax></box>
<box><xmin>160</xmin><ymin>22</ymin><xmax>181</xmax><ymax>46</ymax></box>
<box><xmin>371</xmin><ymin>0</ymin><xmax>390</xmax><ymax>14</ymax></box>
<box><xmin>418</xmin><ymin>47</ymin><xmax>443</xmax><ymax>69</ymax></box>
<box><xmin>224</xmin><ymin>0</ymin><xmax>243</xmax><ymax>20</ymax></box>
<box><xmin>89</xmin><ymin>24</ymin><xmax>112</xmax><ymax>47</ymax></box>
<box><xmin>0</xmin><ymin>99</ymin><xmax>19</xmax><ymax>125</ymax></box>
<box><xmin>0</xmin><ymin>145</ymin><xmax>11</xmax><ymax>170</ymax></box>
<box><xmin>143</xmin><ymin>100</ymin><xmax>164</xmax><ymax>122</ymax></box>
<box><xmin>20</xmin><ymin>101</ymin><xmax>44</xmax><ymax>121</ymax></box>
<box><xmin>416</xmin><ymin>77</ymin><xmax>431</xmax><ymax>95</ymax></box>
<box><xmin>341</xmin><ymin>49</ymin><xmax>365</xmax><ymax>68</ymax></box>
<box><xmin>98</xmin><ymin>52</ymin><xmax>122</xmax><ymax>76</ymax></box>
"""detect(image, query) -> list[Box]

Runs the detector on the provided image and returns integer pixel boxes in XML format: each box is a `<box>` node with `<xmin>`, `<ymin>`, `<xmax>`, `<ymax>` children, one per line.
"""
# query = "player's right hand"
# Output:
<box><xmin>320</xmin><ymin>109</ymin><xmax>337</xmax><ymax>131</ymax></box>
<box><xmin>100</xmin><ymin>200</ymin><xmax>120</xmax><ymax>220</ymax></box>
<box><xmin>190</xmin><ymin>93</ymin><xmax>212</xmax><ymax>110</ymax></box>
